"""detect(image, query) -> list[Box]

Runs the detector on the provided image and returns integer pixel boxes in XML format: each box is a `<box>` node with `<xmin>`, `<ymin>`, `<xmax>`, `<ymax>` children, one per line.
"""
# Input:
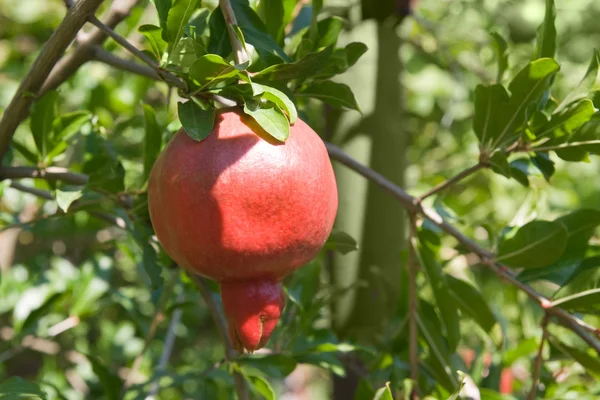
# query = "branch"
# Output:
<box><xmin>91</xmin><ymin>47</ymin><xmax>161</xmax><ymax>80</ymax></box>
<box><xmin>417</xmin><ymin>162</ymin><xmax>487</xmax><ymax>202</ymax></box>
<box><xmin>42</xmin><ymin>0</ymin><xmax>142</xmax><ymax>96</ymax></box>
<box><xmin>187</xmin><ymin>273</ymin><xmax>249</xmax><ymax>400</ymax></box>
<box><xmin>219</xmin><ymin>0</ymin><xmax>249</xmax><ymax>65</ymax></box>
<box><xmin>88</xmin><ymin>17</ymin><xmax>187</xmax><ymax>90</ymax></box>
<box><xmin>0</xmin><ymin>0</ymin><xmax>105</xmax><ymax>161</ymax></box>
<box><xmin>324</xmin><ymin>142</ymin><xmax>600</xmax><ymax>354</ymax></box>
<box><xmin>527</xmin><ymin>315</ymin><xmax>549</xmax><ymax>400</ymax></box>
<box><xmin>0</xmin><ymin>166</ymin><xmax>89</xmax><ymax>185</ymax></box>
<box><xmin>407</xmin><ymin>216</ymin><xmax>420</xmax><ymax>398</ymax></box>
<box><xmin>8</xmin><ymin>182</ymin><xmax>53</xmax><ymax>201</ymax></box>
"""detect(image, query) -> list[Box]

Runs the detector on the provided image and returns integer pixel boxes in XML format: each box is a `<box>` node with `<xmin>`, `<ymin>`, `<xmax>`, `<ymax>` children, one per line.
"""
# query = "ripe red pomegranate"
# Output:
<box><xmin>148</xmin><ymin>108</ymin><xmax>338</xmax><ymax>352</ymax></box>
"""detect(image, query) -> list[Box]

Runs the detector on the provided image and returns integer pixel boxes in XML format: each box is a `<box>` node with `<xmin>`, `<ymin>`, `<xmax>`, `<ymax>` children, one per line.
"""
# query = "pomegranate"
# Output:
<box><xmin>148</xmin><ymin>108</ymin><xmax>338</xmax><ymax>352</ymax></box>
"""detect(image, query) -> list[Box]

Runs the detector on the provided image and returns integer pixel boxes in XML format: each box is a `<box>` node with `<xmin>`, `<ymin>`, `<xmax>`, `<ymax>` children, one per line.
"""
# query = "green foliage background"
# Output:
<box><xmin>1</xmin><ymin>0</ymin><xmax>600</xmax><ymax>399</ymax></box>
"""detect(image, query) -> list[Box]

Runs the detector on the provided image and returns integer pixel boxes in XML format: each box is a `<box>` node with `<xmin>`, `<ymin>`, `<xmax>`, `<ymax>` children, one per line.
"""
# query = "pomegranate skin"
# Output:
<box><xmin>148</xmin><ymin>109</ymin><xmax>338</xmax><ymax>281</ymax></box>
<box><xmin>147</xmin><ymin>109</ymin><xmax>337</xmax><ymax>351</ymax></box>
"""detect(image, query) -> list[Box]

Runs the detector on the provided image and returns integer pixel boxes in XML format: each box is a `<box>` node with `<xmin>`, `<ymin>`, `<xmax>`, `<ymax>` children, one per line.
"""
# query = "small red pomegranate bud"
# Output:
<box><xmin>221</xmin><ymin>280</ymin><xmax>286</xmax><ymax>353</ymax></box>
<box><xmin>148</xmin><ymin>108</ymin><xmax>337</xmax><ymax>352</ymax></box>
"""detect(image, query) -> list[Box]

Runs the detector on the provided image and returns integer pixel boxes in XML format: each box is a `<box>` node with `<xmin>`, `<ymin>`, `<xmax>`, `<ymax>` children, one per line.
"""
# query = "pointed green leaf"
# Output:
<box><xmin>490</xmin><ymin>31</ymin><xmax>509</xmax><ymax>82</ymax></box>
<box><xmin>488</xmin><ymin>150</ymin><xmax>511</xmax><ymax>178</ymax></box>
<box><xmin>251</xmin><ymin>82</ymin><xmax>297</xmax><ymax>123</ymax></box>
<box><xmin>497</xmin><ymin>220</ymin><xmax>568</xmax><ymax>268</ymax></box>
<box><xmin>31</xmin><ymin>90</ymin><xmax>58</xmax><ymax>158</ymax></box>
<box><xmin>446</xmin><ymin>275</ymin><xmax>499</xmax><ymax>335</ymax></box>
<box><xmin>139</xmin><ymin>24</ymin><xmax>168</xmax><ymax>61</ymax></box>
<box><xmin>373</xmin><ymin>383</ymin><xmax>394</xmax><ymax>400</ymax></box>
<box><xmin>534</xmin><ymin>0</ymin><xmax>557</xmax><ymax>59</ymax></box>
<box><xmin>243</xmin><ymin>102</ymin><xmax>290</xmax><ymax>142</ymax></box>
<box><xmin>143</xmin><ymin>104</ymin><xmax>163</xmax><ymax>181</ymax></box>
<box><xmin>556</xmin><ymin>49</ymin><xmax>600</xmax><ymax>112</ymax></box>
<box><xmin>324</xmin><ymin>230</ymin><xmax>358</xmax><ymax>254</ymax></box>
<box><xmin>178</xmin><ymin>101</ymin><xmax>216</xmax><ymax>142</ymax></box>
<box><xmin>152</xmin><ymin>0</ymin><xmax>172</xmax><ymax>30</ymax></box>
<box><xmin>166</xmin><ymin>0</ymin><xmax>199</xmax><ymax>53</ymax></box>
<box><xmin>553</xmin><ymin>113</ymin><xmax>600</xmax><ymax>161</ymax></box>
<box><xmin>532</xmin><ymin>99</ymin><xmax>595</xmax><ymax>143</ymax></box>
<box><xmin>246</xmin><ymin>374</ymin><xmax>275</xmax><ymax>400</ymax></box>
<box><xmin>551</xmin><ymin>288</ymin><xmax>600</xmax><ymax>312</ymax></box>
<box><xmin>55</xmin><ymin>189</ymin><xmax>83</xmax><ymax>212</ymax></box>
<box><xmin>473</xmin><ymin>84</ymin><xmax>510</xmax><ymax>149</ymax></box>
<box><xmin>189</xmin><ymin>54</ymin><xmax>242</xmax><ymax>89</ymax></box>
<box><xmin>298</xmin><ymin>81</ymin><xmax>360</xmax><ymax>111</ymax></box>
<box><xmin>255</xmin><ymin>45</ymin><xmax>333</xmax><ymax>81</ymax></box>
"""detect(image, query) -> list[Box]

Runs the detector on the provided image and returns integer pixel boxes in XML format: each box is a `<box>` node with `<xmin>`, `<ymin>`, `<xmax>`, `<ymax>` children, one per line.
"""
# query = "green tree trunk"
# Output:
<box><xmin>331</xmin><ymin>20</ymin><xmax>406</xmax><ymax>341</ymax></box>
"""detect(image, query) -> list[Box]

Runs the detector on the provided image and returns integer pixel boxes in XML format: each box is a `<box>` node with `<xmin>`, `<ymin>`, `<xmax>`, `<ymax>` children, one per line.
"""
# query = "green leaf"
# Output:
<box><xmin>446</xmin><ymin>276</ymin><xmax>499</xmax><ymax>336</ymax></box>
<box><xmin>416</xmin><ymin>229</ymin><xmax>460</xmax><ymax>352</ymax></box>
<box><xmin>324</xmin><ymin>230</ymin><xmax>359</xmax><ymax>254</ymax></box>
<box><xmin>474</xmin><ymin>59</ymin><xmax>560</xmax><ymax>150</ymax></box>
<box><xmin>230</xmin><ymin>2</ymin><xmax>291</xmax><ymax>63</ymax></box>
<box><xmin>255</xmin><ymin>45</ymin><xmax>333</xmax><ymax>81</ymax></box>
<box><xmin>139</xmin><ymin>24</ymin><xmax>168</xmax><ymax>61</ymax></box>
<box><xmin>497</xmin><ymin>220</ymin><xmax>568</xmax><ymax>268</ymax></box>
<box><xmin>311</xmin><ymin>17</ymin><xmax>344</xmax><ymax>49</ymax></box>
<box><xmin>531</xmin><ymin>152</ymin><xmax>555</xmax><ymax>181</ymax></box>
<box><xmin>550</xmin><ymin>337</ymin><xmax>600</xmax><ymax>378</ymax></box>
<box><xmin>208</xmin><ymin>7</ymin><xmax>231</xmax><ymax>57</ymax></box>
<box><xmin>490</xmin><ymin>31</ymin><xmax>509</xmax><ymax>82</ymax></box>
<box><xmin>509</xmin><ymin>158</ymin><xmax>530</xmax><ymax>187</ymax></box>
<box><xmin>243</xmin><ymin>101</ymin><xmax>290</xmax><ymax>142</ymax></box>
<box><xmin>556</xmin><ymin>49</ymin><xmax>600</xmax><ymax>112</ymax></box>
<box><xmin>251</xmin><ymin>82</ymin><xmax>297</xmax><ymax>123</ymax></box>
<box><xmin>531</xmin><ymin>99</ymin><xmax>595</xmax><ymax>143</ymax></box>
<box><xmin>189</xmin><ymin>54</ymin><xmax>242</xmax><ymax>89</ymax></box>
<box><xmin>166</xmin><ymin>0</ymin><xmax>200</xmax><ymax>53</ymax></box>
<box><xmin>167</xmin><ymin>36</ymin><xmax>203</xmax><ymax>69</ymax></box>
<box><xmin>31</xmin><ymin>90</ymin><xmax>58</xmax><ymax>158</ymax></box>
<box><xmin>534</xmin><ymin>0</ymin><xmax>557</xmax><ymax>59</ymax></box>
<box><xmin>556</xmin><ymin>208</ymin><xmax>600</xmax><ymax>254</ymax></box>
<box><xmin>52</xmin><ymin>110</ymin><xmax>92</xmax><ymax>143</ymax></box>
<box><xmin>87</xmin><ymin>354</ymin><xmax>122</xmax><ymax>400</ymax></box>
<box><xmin>488</xmin><ymin>150</ymin><xmax>511</xmax><ymax>178</ymax></box>
<box><xmin>298</xmin><ymin>81</ymin><xmax>360</xmax><ymax>111</ymax></box>
<box><xmin>258</xmin><ymin>0</ymin><xmax>284</xmax><ymax>43</ymax></box>
<box><xmin>0</xmin><ymin>377</ymin><xmax>47</xmax><ymax>399</ymax></box>
<box><xmin>19</xmin><ymin>292</ymin><xmax>64</xmax><ymax>336</ymax></box>
<box><xmin>178</xmin><ymin>101</ymin><xmax>216</xmax><ymax>142</ymax></box>
<box><xmin>553</xmin><ymin>113</ymin><xmax>600</xmax><ymax>161</ymax></box>
<box><xmin>373</xmin><ymin>383</ymin><xmax>393</xmax><ymax>400</ymax></box>
<box><xmin>239</xmin><ymin>354</ymin><xmax>297</xmax><ymax>379</ymax></box>
<box><xmin>152</xmin><ymin>0</ymin><xmax>172</xmax><ymax>30</ymax></box>
<box><xmin>246</xmin><ymin>374</ymin><xmax>275</xmax><ymax>400</ymax></box>
<box><xmin>551</xmin><ymin>288</ymin><xmax>600</xmax><ymax>312</ymax></box>
<box><xmin>55</xmin><ymin>189</ymin><xmax>83</xmax><ymax>213</ymax></box>
<box><xmin>553</xmin><ymin>257</ymin><xmax>600</xmax><ymax>310</ymax></box>
<box><xmin>143</xmin><ymin>104</ymin><xmax>163</xmax><ymax>182</ymax></box>
<box><xmin>11</xmin><ymin>139</ymin><xmax>38</xmax><ymax>163</ymax></box>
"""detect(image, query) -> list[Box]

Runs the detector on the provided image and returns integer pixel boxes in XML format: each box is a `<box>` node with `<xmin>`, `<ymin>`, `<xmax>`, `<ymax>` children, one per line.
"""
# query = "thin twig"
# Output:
<box><xmin>42</xmin><ymin>0</ymin><xmax>142</xmax><ymax>96</ymax></box>
<box><xmin>146</xmin><ymin>292</ymin><xmax>186</xmax><ymax>399</ymax></box>
<box><xmin>88</xmin><ymin>16</ymin><xmax>186</xmax><ymax>90</ymax></box>
<box><xmin>527</xmin><ymin>314</ymin><xmax>549</xmax><ymax>400</ymax></box>
<box><xmin>91</xmin><ymin>47</ymin><xmax>161</xmax><ymax>80</ymax></box>
<box><xmin>219</xmin><ymin>0</ymin><xmax>249</xmax><ymax>65</ymax></box>
<box><xmin>324</xmin><ymin>142</ymin><xmax>600</xmax><ymax>354</ymax></box>
<box><xmin>122</xmin><ymin>275</ymin><xmax>177</xmax><ymax>391</ymax></box>
<box><xmin>407</xmin><ymin>215</ymin><xmax>420</xmax><ymax>399</ymax></box>
<box><xmin>187</xmin><ymin>273</ymin><xmax>249</xmax><ymax>400</ymax></box>
<box><xmin>9</xmin><ymin>182</ymin><xmax>54</xmax><ymax>200</ymax></box>
<box><xmin>417</xmin><ymin>162</ymin><xmax>486</xmax><ymax>202</ymax></box>
<box><xmin>0</xmin><ymin>166</ymin><xmax>89</xmax><ymax>185</ymax></box>
<box><xmin>0</xmin><ymin>0</ymin><xmax>105</xmax><ymax>161</ymax></box>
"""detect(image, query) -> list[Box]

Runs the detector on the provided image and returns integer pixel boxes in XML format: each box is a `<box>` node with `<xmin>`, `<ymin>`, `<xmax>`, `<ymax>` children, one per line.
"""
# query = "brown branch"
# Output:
<box><xmin>8</xmin><ymin>182</ymin><xmax>54</xmax><ymax>200</ymax></box>
<box><xmin>324</xmin><ymin>142</ymin><xmax>600</xmax><ymax>354</ymax></box>
<box><xmin>407</xmin><ymin>215</ymin><xmax>420</xmax><ymax>398</ymax></box>
<box><xmin>417</xmin><ymin>162</ymin><xmax>487</xmax><ymax>203</ymax></box>
<box><xmin>187</xmin><ymin>273</ymin><xmax>249</xmax><ymax>400</ymax></box>
<box><xmin>0</xmin><ymin>166</ymin><xmax>89</xmax><ymax>185</ymax></box>
<box><xmin>88</xmin><ymin>16</ymin><xmax>187</xmax><ymax>90</ymax></box>
<box><xmin>527</xmin><ymin>315</ymin><xmax>549</xmax><ymax>400</ymax></box>
<box><xmin>41</xmin><ymin>0</ymin><xmax>142</xmax><ymax>96</ymax></box>
<box><xmin>0</xmin><ymin>0</ymin><xmax>105</xmax><ymax>161</ymax></box>
<box><xmin>91</xmin><ymin>47</ymin><xmax>161</xmax><ymax>80</ymax></box>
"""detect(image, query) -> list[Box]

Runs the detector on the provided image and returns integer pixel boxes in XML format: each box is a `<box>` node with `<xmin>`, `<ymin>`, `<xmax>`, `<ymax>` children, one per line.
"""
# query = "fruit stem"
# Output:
<box><xmin>219</xmin><ymin>0</ymin><xmax>250</xmax><ymax>66</ymax></box>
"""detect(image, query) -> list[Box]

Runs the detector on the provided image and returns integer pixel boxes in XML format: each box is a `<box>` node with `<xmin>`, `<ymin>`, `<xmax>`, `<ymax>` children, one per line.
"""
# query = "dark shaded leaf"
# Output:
<box><xmin>255</xmin><ymin>45</ymin><xmax>333</xmax><ymax>81</ymax></box>
<box><xmin>324</xmin><ymin>230</ymin><xmax>359</xmax><ymax>254</ymax></box>
<box><xmin>534</xmin><ymin>0</ymin><xmax>557</xmax><ymax>59</ymax></box>
<box><xmin>178</xmin><ymin>101</ymin><xmax>216</xmax><ymax>142</ymax></box>
<box><xmin>31</xmin><ymin>90</ymin><xmax>58</xmax><ymax>158</ymax></box>
<box><xmin>0</xmin><ymin>377</ymin><xmax>47</xmax><ymax>399</ymax></box>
